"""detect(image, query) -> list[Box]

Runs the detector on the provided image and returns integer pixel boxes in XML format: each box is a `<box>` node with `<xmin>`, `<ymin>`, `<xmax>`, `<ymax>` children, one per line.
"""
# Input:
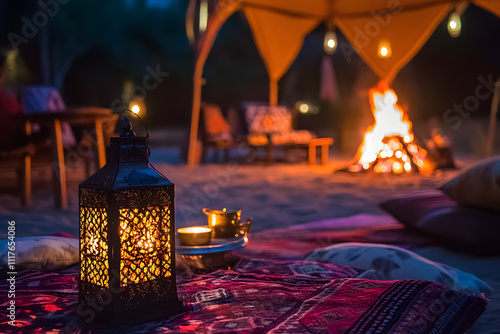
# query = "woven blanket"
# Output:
<box><xmin>0</xmin><ymin>258</ymin><xmax>486</xmax><ymax>333</ymax></box>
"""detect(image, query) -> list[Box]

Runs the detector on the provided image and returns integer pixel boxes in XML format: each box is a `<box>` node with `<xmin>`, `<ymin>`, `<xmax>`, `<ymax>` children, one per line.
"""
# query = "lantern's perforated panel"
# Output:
<box><xmin>80</xmin><ymin>189</ymin><xmax>109</xmax><ymax>288</ymax></box>
<box><xmin>119</xmin><ymin>206</ymin><xmax>171</xmax><ymax>286</ymax></box>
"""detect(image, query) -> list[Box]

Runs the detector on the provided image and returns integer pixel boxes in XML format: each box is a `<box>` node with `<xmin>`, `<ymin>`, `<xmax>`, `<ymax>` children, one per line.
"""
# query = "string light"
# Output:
<box><xmin>378</xmin><ymin>38</ymin><xmax>392</xmax><ymax>59</ymax></box>
<box><xmin>128</xmin><ymin>94</ymin><xmax>146</xmax><ymax>116</ymax></box>
<box><xmin>299</xmin><ymin>103</ymin><xmax>310</xmax><ymax>113</ymax></box>
<box><xmin>447</xmin><ymin>11</ymin><xmax>461</xmax><ymax>38</ymax></box>
<box><xmin>131</xmin><ymin>104</ymin><xmax>140</xmax><ymax>114</ymax></box>
<box><xmin>199</xmin><ymin>0</ymin><xmax>208</xmax><ymax>32</ymax></box>
<box><xmin>323</xmin><ymin>27</ymin><xmax>338</xmax><ymax>54</ymax></box>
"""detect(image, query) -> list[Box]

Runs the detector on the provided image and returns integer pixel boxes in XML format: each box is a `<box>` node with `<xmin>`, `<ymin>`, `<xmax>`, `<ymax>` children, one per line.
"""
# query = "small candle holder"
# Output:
<box><xmin>177</xmin><ymin>226</ymin><xmax>212</xmax><ymax>246</ymax></box>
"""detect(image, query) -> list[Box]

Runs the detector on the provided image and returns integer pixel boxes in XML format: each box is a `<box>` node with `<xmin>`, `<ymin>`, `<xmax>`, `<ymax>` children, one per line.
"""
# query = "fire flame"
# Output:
<box><xmin>350</xmin><ymin>82</ymin><xmax>429</xmax><ymax>174</ymax></box>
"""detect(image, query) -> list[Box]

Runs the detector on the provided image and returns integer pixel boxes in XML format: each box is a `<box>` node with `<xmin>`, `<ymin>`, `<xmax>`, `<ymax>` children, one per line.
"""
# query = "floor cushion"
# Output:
<box><xmin>380</xmin><ymin>192</ymin><xmax>500</xmax><ymax>256</ymax></box>
<box><xmin>439</xmin><ymin>156</ymin><xmax>500</xmax><ymax>211</ymax></box>
<box><xmin>0</xmin><ymin>236</ymin><xmax>78</xmax><ymax>272</ymax></box>
<box><xmin>305</xmin><ymin>242</ymin><xmax>492</xmax><ymax>296</ymax></box>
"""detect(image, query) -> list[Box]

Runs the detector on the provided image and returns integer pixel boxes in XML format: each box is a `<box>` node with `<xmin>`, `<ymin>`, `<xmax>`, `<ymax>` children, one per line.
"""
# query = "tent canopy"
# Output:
<box><xmin>186</xmin><ymin>0</ymin><xmax>500</xmax><ymax>165</ymax></box>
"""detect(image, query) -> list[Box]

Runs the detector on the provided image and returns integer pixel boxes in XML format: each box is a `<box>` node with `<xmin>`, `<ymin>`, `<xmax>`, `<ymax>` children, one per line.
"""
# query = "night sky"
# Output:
<box><xmin>1</xmin><ymin>1</ymin><xmax>499</xmax><ymax>133</ymax></box>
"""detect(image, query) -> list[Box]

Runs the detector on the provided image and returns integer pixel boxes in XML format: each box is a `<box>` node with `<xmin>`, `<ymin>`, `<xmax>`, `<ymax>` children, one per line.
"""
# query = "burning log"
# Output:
<box><xmin>425</xmin><ymin>129</ymin><xmax>456</xmax><ymax>170</ymax></box>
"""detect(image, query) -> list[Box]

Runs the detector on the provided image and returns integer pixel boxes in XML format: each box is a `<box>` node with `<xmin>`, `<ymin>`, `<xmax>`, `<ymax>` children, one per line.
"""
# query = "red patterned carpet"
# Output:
<box><xmin>0</xmin><ymin>258</ymin><xmax>486</xmax><ymax>333</ymax></box>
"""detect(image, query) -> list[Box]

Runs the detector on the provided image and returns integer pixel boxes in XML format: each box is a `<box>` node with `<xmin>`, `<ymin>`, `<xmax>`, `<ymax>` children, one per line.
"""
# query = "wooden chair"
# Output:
<box><xmin>0</xmin><ymin>143</ymin><xmax>35</xmax><ymax>206</ymax></box>
<box><xmin>200</xmin><ymin>103</ymin><xmax>234</xmax><ymax>163</ymax></box>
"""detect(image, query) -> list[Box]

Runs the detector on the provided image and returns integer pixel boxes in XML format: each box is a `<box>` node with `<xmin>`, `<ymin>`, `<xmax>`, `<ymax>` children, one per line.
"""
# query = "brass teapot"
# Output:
<box><xmin>202</xmin><ymin>208</ymin><xmax>252</xmax><ymax>239</ymax></box>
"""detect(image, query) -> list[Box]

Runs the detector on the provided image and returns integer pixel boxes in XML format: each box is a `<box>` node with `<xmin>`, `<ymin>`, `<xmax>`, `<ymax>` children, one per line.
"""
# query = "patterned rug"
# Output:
<box><xmin>0</xmin><ymin>258</ymin><xmax>486</xmax><ymax>333</ymax></box>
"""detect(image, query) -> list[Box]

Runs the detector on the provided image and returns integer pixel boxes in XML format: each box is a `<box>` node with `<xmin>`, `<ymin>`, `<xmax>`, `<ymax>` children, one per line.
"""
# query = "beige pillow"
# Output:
<box><xmin>439</xmin><ymin>156</ymin><xmax>500</xmax><ymax>211</ymax></box>
<box><xmin>0</xmin><ymin>236</ymin><xmax>79</xmax><ymax>271</ymax></box>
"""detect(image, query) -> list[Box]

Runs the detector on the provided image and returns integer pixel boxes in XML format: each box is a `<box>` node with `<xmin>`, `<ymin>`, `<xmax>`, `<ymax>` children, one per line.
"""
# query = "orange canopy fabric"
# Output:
<box><xmin>334</xmin><ymin>2</ymin><xmax>453</xmax><ymax>82</ymax></box>
<box><xmin>192</xmin><ymin>0</ymin><xmax>500</xmax><ymax>84</ymax></box>
<box><xmin>475</xmin><ymin>0</ymin><xmax>500</xmax><ymax>18</ymax></box>
<box><xmin>243</xmin><ymin>7</ymin><xmax>320</xmax><ymax>82</ymax></box>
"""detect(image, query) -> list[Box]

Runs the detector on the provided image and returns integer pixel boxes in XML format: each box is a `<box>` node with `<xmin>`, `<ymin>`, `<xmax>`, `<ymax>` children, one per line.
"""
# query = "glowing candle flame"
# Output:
<box><xmin>178</xmin><ymin>226</ymin><xmax>211</xmax><ymax>234</ymax></box>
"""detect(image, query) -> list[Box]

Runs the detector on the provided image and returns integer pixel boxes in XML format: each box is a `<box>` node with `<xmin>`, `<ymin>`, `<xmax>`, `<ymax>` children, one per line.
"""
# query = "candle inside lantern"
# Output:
<box><xmin>177</xmin><ymin>226</ymin><xmax>212</xmax><ymax>246</ymax></box>
<box><xmin>88</xmin><ymin>235</ymin><xmax>102</xmax><ymax>256</ymax></box>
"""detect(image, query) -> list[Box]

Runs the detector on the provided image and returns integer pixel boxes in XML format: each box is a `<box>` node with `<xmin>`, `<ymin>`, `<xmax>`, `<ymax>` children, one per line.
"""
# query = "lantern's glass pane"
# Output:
<box><xmin>80</xmin><ymin>207</ymin><xmax>109</xmax><ymax>288</ymax></box>
<box><xmin>119</xmin><ymin>206</ymin><xmax>171</xmax><ymax>286</ymax></box>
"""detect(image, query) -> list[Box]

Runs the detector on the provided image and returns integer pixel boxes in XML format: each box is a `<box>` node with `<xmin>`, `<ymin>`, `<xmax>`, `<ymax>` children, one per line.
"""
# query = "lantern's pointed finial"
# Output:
<box><xmin>120</xmin><ymin>116</ymin><xmax>136</xmax><ymax>137</ymax></box>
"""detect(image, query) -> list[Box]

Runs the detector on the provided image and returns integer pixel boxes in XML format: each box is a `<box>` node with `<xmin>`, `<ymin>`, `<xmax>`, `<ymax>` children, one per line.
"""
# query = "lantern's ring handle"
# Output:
<box><xmin>120</xmin><ymin>109</ymin><xmax>154</xmax><ymax>159</ymax></box>
<box><xmin>122</xmin><ymin>108</ymin><xmax>150</xmax><ymax>139</ymax></box>
<box><xmin>121</xmin><ymin>109</ymin><xmax>169</xmax><ymax>179</ymax></box>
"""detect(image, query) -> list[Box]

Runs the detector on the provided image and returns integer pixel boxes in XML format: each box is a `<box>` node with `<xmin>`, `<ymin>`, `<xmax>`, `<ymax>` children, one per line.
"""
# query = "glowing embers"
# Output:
<box><xmin>350</xmin><ymin>82</ymin><xmax>430</xmax><ymax>174</ymax></box>
<box><xmin>119</xmin><ymin>206</ymin><xmax>172</xmax><ymax>286</ymax></box>
<box><xmin>80</xmin><ymin>206</ymin><xmax>109</xmax><ymax>288</ymax></box>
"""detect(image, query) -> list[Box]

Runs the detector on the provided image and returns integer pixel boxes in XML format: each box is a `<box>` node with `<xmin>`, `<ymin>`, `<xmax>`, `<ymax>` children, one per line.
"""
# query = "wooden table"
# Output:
<box><xmin>20</xmin><ymin>108</ymin><xmax>116</xmax><ymax>209</ymax></box>
<box><xmin>308</xmin><ymin>137</ymin><xmax>334</xmax><ymax>165</ymax></box>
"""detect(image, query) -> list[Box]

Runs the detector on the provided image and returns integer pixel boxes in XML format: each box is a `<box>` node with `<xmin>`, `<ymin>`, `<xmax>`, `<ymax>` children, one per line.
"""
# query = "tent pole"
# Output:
<box><xmin>187</xmin><ymin>73</ymin><xmax>203</xmax><ymax>166</ymax></box>
<box><xmin>270</xmin><ymin>78</ymin><xmax>278</xmax><ymax>106</ymax></box>
<box><xmin>486</xmin><ymin>77</ymin><xmax>500</xmax><ymax>157</ymax></box>
<box><xmin>185</xmin><ymin>1</ymin><xmax>241</xmax><ymax>166</ymax></box>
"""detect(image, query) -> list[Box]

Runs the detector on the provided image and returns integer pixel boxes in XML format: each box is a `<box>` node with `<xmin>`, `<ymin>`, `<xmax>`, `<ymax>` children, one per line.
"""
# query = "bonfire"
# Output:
<box><xmin>349</xmin><ymin>82</ymin><xmax>431</xmax><ymax>174</ymax></box>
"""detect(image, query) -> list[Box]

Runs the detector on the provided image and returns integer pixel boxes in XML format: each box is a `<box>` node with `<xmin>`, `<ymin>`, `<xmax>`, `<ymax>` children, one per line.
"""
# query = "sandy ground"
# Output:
<box><xmin>0</xmin><ymin>149</ymin><xmax>453</xmax><ymax>237</ymax></box>
<box><xmin>0</xmin><ymin>148</ymin><xmax>498</xmax><ymax>333</ymax></box>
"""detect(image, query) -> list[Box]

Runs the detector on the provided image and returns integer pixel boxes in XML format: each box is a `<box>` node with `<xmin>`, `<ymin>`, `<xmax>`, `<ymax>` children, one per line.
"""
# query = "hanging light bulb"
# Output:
<box><xmin>131</xmin><ymin>104</ymin><xmax>140</xmax><ymax>114</ymax></box>
<box><xmin>129</xmin><ymin>93</ymin><xmax>146</xmax><ymax>116</ymax></box>
<box><xmin>323</xmin><ymin>27</ymin><xmax>338</xmax><ymax>55</ymax></box>
<box><xmin>199</xmin><ymin>0</ymin><xmax>208</xmax><ymax>33</ymax></box>
<box><xmin>378</xmin><ymin>38</ymin><xmax>392</xmax><ymax>59</ymax></box>
<box><xmin>447</xmin><ymin>11</ymin><xmax>461</xmax><ymax>38</ymax></box>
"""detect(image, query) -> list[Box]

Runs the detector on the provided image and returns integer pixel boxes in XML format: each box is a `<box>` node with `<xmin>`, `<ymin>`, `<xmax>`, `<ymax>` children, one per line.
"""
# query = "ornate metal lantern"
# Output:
<box><xmin>79</xmin><ymin>117</ymin><xmax>183</xmax><ymax>324</ymax></box>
